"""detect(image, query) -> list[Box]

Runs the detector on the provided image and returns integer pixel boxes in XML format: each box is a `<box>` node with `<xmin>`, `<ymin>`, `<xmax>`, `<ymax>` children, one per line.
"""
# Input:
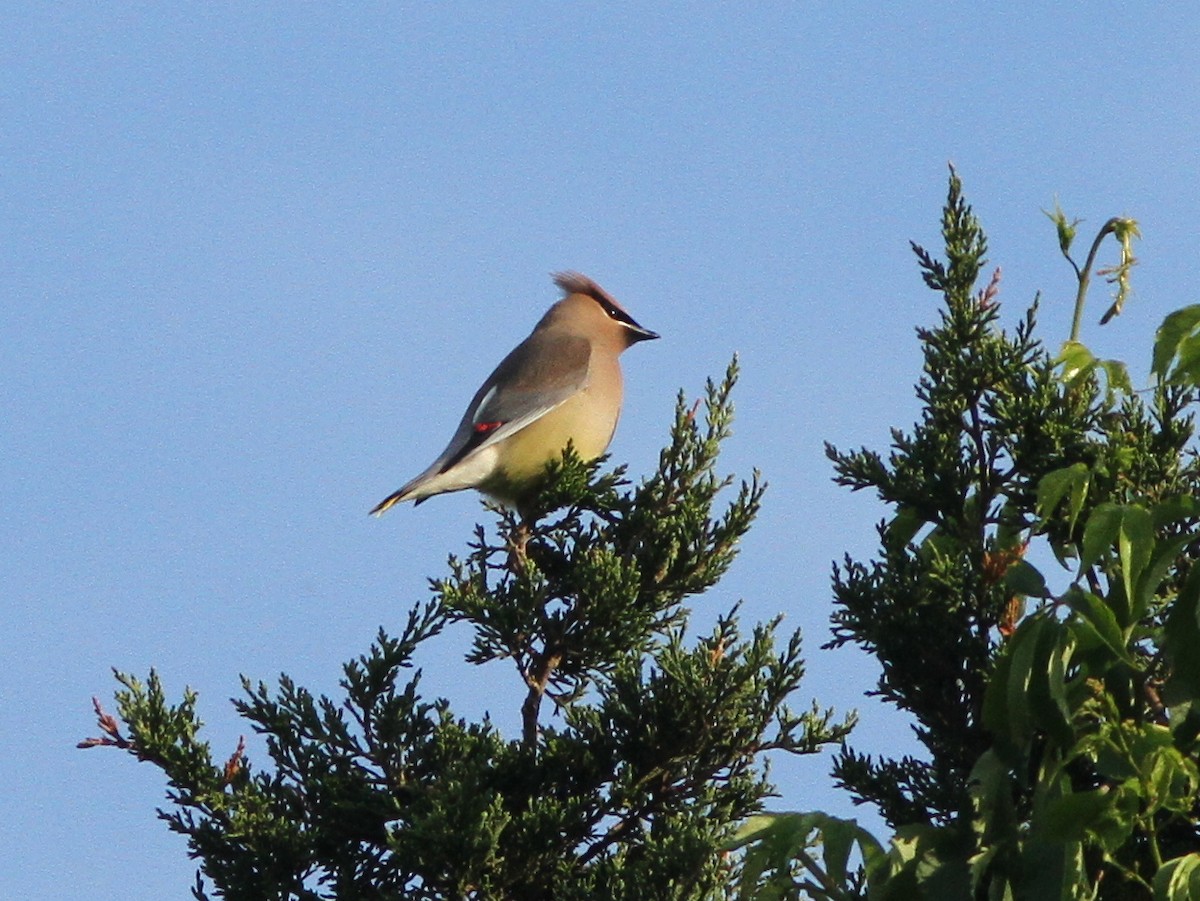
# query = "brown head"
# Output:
<box><xmin>537</xmin><ymin>272</ymin><xmax>659</xmax><ymax>349</ymax></box>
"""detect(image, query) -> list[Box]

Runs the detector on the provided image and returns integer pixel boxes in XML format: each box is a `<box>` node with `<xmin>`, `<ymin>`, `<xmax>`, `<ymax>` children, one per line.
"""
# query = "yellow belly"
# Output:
<box><xmin>485</xmin><ymin>386</ymin><xmax>621</xmax><ymax>500</ymax></box>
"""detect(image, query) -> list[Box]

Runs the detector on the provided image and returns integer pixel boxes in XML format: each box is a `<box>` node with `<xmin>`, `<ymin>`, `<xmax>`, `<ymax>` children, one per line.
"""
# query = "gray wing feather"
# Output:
<box><xmin>430</xmin><ymin>331</ymin><xmax>592</xmax><ymax>475</ymax></box>
<box><xmin>473</xmin><ymin>332</ymin><xmax>591</xmax><ymax>424</ymax></box>
<box><xmin>369</xmin><ymin>332</ymin><xmax>592</xmax><ymax>513</ymax></box>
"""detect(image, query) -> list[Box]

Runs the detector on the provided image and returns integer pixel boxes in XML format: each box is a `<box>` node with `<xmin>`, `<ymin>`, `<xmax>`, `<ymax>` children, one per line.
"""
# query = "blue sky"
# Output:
<box><xmin>4</xmin><ymin>5</ymin><xmax>1198</xmax><ymax>897</ymax></box>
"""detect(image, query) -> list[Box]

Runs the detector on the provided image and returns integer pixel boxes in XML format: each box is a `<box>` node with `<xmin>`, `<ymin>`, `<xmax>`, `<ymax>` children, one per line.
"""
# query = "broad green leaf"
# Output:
<box><xmin>728</xmin><ymin>813</ymin><xmax>781</xmax><ymax>847</ymax></box>
<box><xmin>1005</xmin><ymin>559</ymin><xmax>1047</xmax><ymax>598</ymax></box>
<box><xmin>727</xmin><ymin>813</ymin><xmax>812</xmax><ymax>900</ymax></box>
<box><xmin>1018</xmin><ymin>837</ymin><xmax>1088</xmax><ymax>901</ymax></box>
<box><xmin>1091</xmin><ymin>722</ymin><xmax>1142</xmax><ymax>783</ymax></box>
<box><xmin>1036</xmin><ymin>463</ymin><xmax>1091</xmax><ymax>534</ymax></box>
<box><xmin>1033</xmin><ymin>789</ymin><xmax>1114</xmax><ymax>843</ymax></box>
<box><xmin>1154</xmin><ymin>852</ymin><xmax>1200</xmax><ymax>900</ymax></box>
<box><xmin>1049</xmin><ymin>537</ymin><xmax>1079</xmax><ymax>572</ymax></box>
<box><xmin>1096</xmin><ymin>358</ymin><xmax>1133</xmax><ymax>396</ymax></box>
<box><xmin>725</xmin><ymin>811</ymin><xmax>887</xmax><ymax>898</ymax></box>
<box><xmin>883</xmin><ymin>824</ymin><xmax>973</xmax><ymax>901</ymax></box>
<box><xmin>1043</xmin><ymin>630</ymin><xmax>1076</xmax><ymax>748</ymax></box>
<box><xmin>1026</xmin><ymin>617</ymin><xmax>1075</xmax><ymax>748</ymax></box>
<box><xmin>1068</xmin><ymin>475</ymin><xmax>1091</xmax><ymax>529</ymax></box>
<box><xmin>1145</xmin><ymin>742</ymin><xmax>1199</xmax><ymax>814</ymax></box>
<box><xmin>1094</xmin><ymin>785</ymin><xmax>1140</xmax><ymax>852</ymax></box>
<box><xmin>1064</xmin><ymin>585</ymin><xmax>1130</xmax><ymax>663</ymax></box>
<box><xmin>887</xmin><ymin>505</ymin><xmax>926</xmax><ymax>548</ymax></box>
<box><xmin>1006</xmin><ymin>617</ymin><xmax>1044</xmax><ymax>741</ymax></box>
<box><xmin>1056</xmin><ymin>340</ymin><xmax>1097</xmax><ymax>385</ymax></box>
<box><xmin>969</xmin><ymin>749</ymin><xmax>1017</xmax><ymax>833</ymax></box>
<box><xmin>967</xmin><ymin>844</ymin><xmax>1001</xmax><ymax>898</ymax></box>
<box><xmin>1118</xmin><ymin>504</ymin><xmax>1154</xmax><ymax>619</ymax></box>
<box><xmin>1171</xmin><ymin>333</ymin><xmax>1200</xmax><ymax>387</ymax></box>
<box><xmin>1080</xmin><ymin>502</ymin><xmax>1124</xmax><ymax>576</ymax></box>
<box><xmin>986</xmin><ymin>611</ymin><xmax>1078</xmax><ymax>755</ymax></box>
<box><xmin>1152</xmin><ymin>305</ymin><xmax>1200</xmax><ymax>380</ymax></box>
<box><xmin>1136</xmin><ymin>532</ymin><xmax>1196</xmax><ymax>623</ymax></box>
<box><xmin>819</xmin><ymin>815</ymin><xmax>870</xmax><ymax>885</ymax></box>
<box><xmin>1041</xmin><ymin>772</ymin><xmax>1137</xmax><ymax>852</ymax></box>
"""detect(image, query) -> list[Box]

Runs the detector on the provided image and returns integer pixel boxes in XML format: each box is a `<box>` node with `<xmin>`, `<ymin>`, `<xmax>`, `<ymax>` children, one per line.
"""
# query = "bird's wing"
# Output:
<box><xmin>433</xmin><ymin>331</ymin><xmax>592</xmax><ymax>475</ymax></box>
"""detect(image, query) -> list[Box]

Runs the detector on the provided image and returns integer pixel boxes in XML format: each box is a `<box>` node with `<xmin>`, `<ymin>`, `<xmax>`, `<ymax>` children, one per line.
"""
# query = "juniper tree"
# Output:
<box><xmin>83</xmin><ymin>362</ymin><xmax>852</xmax><ymax>901</ymax></box>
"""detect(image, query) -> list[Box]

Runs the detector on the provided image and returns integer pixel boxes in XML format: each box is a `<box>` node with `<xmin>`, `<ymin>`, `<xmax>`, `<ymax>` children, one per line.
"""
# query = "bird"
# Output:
<box><xmin>371</xmin><ymin>272</ymin><xmax>659</xmax><ymax>515</ymax></box>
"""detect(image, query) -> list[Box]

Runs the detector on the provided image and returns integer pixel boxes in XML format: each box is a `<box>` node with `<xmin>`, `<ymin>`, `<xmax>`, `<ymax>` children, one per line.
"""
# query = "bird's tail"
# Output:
<box><xmin>369</xmin><ymin>490</ymin><xmax>406</xmax><ymax>516</ymax></box>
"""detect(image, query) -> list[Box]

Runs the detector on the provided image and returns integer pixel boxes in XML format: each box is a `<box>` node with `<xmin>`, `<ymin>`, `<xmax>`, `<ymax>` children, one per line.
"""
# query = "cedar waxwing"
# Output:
<box><xmin>371</xmin><ymin>272</ymin><xmax>659</xmax><ymax>515</ymax></box>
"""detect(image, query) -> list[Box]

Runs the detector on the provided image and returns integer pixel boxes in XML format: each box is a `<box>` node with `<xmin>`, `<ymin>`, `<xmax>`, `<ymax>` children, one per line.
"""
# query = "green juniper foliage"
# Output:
<box><xmin>84</xmin><ymin>361</ymin><xmax>852</xmax><ymax>901</ymax></box>
<box><xmin>731</xmin><ymin>171</ymin><xmax>1200</xmax><ymax>900</ymax></box>
<box><xmin>823</xmin><ymin>171</ymin><xmax>1108</xmax><ymax>830</ymax></box>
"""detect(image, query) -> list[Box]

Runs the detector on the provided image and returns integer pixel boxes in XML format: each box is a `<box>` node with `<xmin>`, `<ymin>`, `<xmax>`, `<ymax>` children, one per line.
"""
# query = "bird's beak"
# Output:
<box><xmin>626</xmin><ymin>322</ymin><xmax>660</xmax><ymax>343</ymax></box>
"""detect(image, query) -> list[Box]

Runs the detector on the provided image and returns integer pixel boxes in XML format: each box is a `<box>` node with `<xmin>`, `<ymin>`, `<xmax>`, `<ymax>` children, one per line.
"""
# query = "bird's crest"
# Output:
<box><xmin>552</xmin><ymin>271</ymin><xmax>635</xmax><ymax>318</ymax></box>
<box><xmin>554</xmin><ymin>271</ymin><xmax>618</xmax><ymax>307</ymax></box>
